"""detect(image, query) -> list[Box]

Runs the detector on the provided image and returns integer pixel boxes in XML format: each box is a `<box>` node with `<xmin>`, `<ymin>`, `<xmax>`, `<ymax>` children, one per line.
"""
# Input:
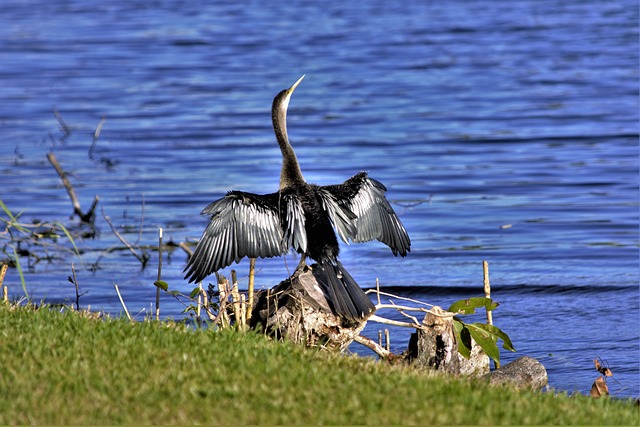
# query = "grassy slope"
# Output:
<box><xmin>0</xmin><ymin>306</ymin><xmax>637</xmax><ymax>425</ymax></box>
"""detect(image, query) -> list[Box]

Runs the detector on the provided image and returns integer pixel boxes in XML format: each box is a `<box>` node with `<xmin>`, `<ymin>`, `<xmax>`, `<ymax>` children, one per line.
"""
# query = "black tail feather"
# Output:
<box><xmin>312</xmin><ymin>261</ymin><xmax>376</xmax><ymax>323</ymax></box>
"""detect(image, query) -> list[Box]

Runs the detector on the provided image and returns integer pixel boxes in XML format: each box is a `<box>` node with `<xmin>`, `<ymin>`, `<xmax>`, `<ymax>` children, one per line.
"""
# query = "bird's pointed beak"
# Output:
<box><xmin>289</xmin><ymin>75</ymin><xmax>305</xmax><ymax>93</ymax></box>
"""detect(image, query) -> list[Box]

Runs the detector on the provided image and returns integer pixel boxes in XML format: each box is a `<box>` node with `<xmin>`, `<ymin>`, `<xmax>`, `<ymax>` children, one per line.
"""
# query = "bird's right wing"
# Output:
<box><xmin>323</xmin><ymin>172</ymin><xmax>411</xmax><ymax>257</ymax></box>
<box><xmin>184</xmin><ymin>191</ymin><xmax>293</xmax><ymax>283</ymax></box>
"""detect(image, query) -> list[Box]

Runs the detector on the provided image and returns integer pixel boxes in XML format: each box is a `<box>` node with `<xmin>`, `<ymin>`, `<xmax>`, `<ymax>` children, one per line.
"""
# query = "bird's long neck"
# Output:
<box><xmin>273</xmin><ymin>100</ymin><xmax>305</xmax><ymax>190</ymax></box>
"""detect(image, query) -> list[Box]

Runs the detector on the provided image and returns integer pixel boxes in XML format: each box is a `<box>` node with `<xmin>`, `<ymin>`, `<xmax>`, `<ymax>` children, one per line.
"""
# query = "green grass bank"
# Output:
<box><xmin>0</xmin><ymin>305</ymin><xmax>637</xmax><ymax>425</ymax></box>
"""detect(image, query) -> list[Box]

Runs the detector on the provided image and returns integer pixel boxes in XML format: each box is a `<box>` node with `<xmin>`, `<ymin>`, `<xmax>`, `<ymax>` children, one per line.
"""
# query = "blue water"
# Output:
<box><xmin>1</xmin><ymin>1</ymin><xmax>638</xmax><ymax>398</ymax></box>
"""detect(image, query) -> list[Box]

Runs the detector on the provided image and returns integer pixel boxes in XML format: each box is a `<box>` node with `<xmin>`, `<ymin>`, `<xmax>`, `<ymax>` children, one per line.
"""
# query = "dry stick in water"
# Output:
<box><xmin>53</xmin><ymin>106</ymin><xmax>72</xmax><ymax>137</ymax></box>
<box><xmin>483</xmin><ymin>260</ymin><xmax>493</xmax><ymax>326</ymax></box>
<box><xmin>156</xmin><ymin>227</ymin><xmax>163</xmax><ymax>321</ymax></box>
<box><xmin>101</xmin><ymin>206</ymin><xmax>149</xmax><ymax>267</ymax></box>
<box><xmin>113</xmin><ymin>282</ymin><xmax>131</xmax><ymax>321</ymax></box>
<box><xmin>46</xmin><ymin>152</ymin><xmax>99</xmax><ymax>223</ymax></box>
<box><xmin>88</xmin><ymin>116</ymin><xmax>106</xmax><ymax>160</ymax></box>
<box><xmin>70</xmin><ymin>262</ymin><xmax>81</xmax><ymax>311</ymax></box>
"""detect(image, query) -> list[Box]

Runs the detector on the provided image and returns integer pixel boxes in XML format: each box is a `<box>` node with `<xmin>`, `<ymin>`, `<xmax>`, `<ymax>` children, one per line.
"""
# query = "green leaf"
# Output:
<box><xmin>465</xmin><ymin>322</ymin><xmax>500</xmax><ymax>365</ymax></box>
<box><xmin>469</xmin><ymin>322</ymin><xmax>516</xmax><ymax>352</ymax></box>
<box><xmin>447</xmin><ymin>297</ymin><xmax>499</xmax><ymax>315</ymax></box>
<box><xmin>189</xmin><ymin>286</ymin><xmax>201</xmax><ymax>299</ymax></box>
<box><xmin>0</xmin><ymin>199</ymin><xmax>28</xmax><ymax>234</ymax></box>
<box><xmin>182</xmin><ymin>305</ymin><xmax>197</xmax><ymax>314</ymax></box>
<box><xmin>167</xmin><ymin>290</ymin><xmax>181</xmax><ymax>297</ymax></box>
<box><xmin>153</xmin><ymin>280</ymin><xmax>168</xmax><ymax>291</ymax></box>
<box><xmin>453</xmin><ymin>319</ymin><xmax>472</xmax><ymax>359</ymax></box>
<box><xmin>0</xmin><ymin>199</ymin><xmax>17</xmax><ymax>222</ymax></box>
<box><xmin>53</xmin><ymin>221</ymin><xmax>81</xmax><ymax>258</ymax></box>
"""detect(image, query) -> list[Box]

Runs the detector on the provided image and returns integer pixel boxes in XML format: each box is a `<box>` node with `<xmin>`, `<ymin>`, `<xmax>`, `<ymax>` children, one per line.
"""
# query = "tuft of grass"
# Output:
<box><xmin>0</xmin><ymin>305</ymin><xmax>637</xmax><ymax>425</ymax></box>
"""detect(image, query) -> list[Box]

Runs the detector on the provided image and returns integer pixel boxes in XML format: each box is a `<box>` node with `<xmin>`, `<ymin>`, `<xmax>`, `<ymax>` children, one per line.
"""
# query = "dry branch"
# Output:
<box><xmin>354</xmin><ymin>334</ymin><xmax>392</xmax><ymax>359</ymax></box>
<box><xmin>101</xmin><ymin>206</ymin><xmax>149</xmax><ymax>267</ymax></box>
<box><xmin>88</xmin><ymin>116</ymin><xmax>107</xmax><ymax>160</ymax></box>
<box><xmin>155</xmin><ymin>227</ymin><xmax>163</xmax><ymax>320</ymax></box>
<box><xmin>46</xmin><ymin>152</ymin><xmax>99</xmax><ymax>223</ymax></box>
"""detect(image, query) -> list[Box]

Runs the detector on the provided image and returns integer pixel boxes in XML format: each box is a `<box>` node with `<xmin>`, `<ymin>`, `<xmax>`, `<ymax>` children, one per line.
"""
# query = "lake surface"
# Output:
<box><xmin>1</xmin><ymin>1</ymin><xmax>638</xmax><ymax>398</ymax></box>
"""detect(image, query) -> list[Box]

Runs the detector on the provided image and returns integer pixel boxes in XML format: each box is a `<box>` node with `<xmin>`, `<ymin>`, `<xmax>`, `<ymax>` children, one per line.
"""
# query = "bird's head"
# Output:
<box><xmin>273</xmin><ymin>74</ymin><xmax>305</xmax><ymax>115</ymax></box>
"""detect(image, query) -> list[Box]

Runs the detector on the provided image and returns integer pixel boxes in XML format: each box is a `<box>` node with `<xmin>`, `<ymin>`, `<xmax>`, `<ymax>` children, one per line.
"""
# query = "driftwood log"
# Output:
<box><xmin>249</xmin><ymin>263</ymin><xmax>371</xmax><ymax>351</ymax></box>
<box><xmin>405</xmin><ymin>306</ymin><xmax>490</xmax><ymax>376</ymax></box>
<box><xmin>248</xmin><ymin>268</ymin><xmax>547</xmax><ymax>389</ymax></box>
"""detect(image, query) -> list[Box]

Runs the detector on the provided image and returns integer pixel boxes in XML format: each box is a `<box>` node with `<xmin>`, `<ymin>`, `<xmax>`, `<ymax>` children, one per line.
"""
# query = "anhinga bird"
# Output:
<box><xmin>184</xmin><ymin>75</ymin><xmax>410</xmax><ymax>321</ymax></box>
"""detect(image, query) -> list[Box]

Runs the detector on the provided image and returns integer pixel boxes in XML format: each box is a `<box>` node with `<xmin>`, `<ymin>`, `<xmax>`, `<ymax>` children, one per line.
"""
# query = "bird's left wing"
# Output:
<box><xmin>184</xmin><ymin>191</ymin><xmax>288</xmax><ymax>283</ymax></box>
<box><xmin>323</xmin><ymin>172</ymin><xmax>411</xmax><ymax>257</ymax></box>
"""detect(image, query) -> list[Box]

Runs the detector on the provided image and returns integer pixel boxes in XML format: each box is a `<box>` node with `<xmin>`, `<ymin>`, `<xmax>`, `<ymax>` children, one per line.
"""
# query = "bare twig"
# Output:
<box><xmin>53</xmin><ymin>107</ymin><xmax>72</xmax><ymax>137</ymax></box>
<box><xmin>156</xmin><ymin>227</ymin><xmax>163</xmax><ymax>321</ymax></box>
<box><xmin>113</xmin><ymin>282</ymin><xmax>131</xmax><ymax>321</ymax></box>
<box><xmin>1</xmin><ymin>263</ymin><xmax>7</xmax><ymax>304</ymax></box>
<box><xmin>231</xmin><ymin>270</ymin><xmax>243</xmax><ymax>330</ymax></box>
<box><xmin>240</xmin><ymin>294</ymin><xmax>247</xmax><ymax>328</ymax></box>
<box><xmin>375</xmin><ymin>303</ymin><xmax>430</xmax><ymax>313</ymax></box>
<box><xmin>215</xmin><ymin>273</ymin><xmax>229</xmax><ymax>328</ymax></box>
<box><xmin>46</xmin><ymin>152</ymin><xmax>99</xmax><ymax>223</ymax></box>
<box><xmin>101</xmin><ymin>206</ymin><xmax>149</xmax><ymax>267</ymax></box>
<box><xmin>178</xmin><ymin>241</ymin><xmax>193</xmax><ymax>258</ymax></box>
<box><xmin>200</xmin><ymin>284</ymin><xmax>216</xmax><ymax>322</ymax></box>
<box><xmin>246</xmin><ymin>258</ymin><xmax>256</xmax><ymax>322</ymax></box>
<box><xmin>88</xmin><ymin>115</ymin><xmax>106</xmax><ymax>160</ymax></box>
<box><xmin>0</xmin><ymin>264</ymin><xmax>7</xmax><ymax>288</ymax></box>
<box><xmin>70</xmin><ymin>262</ymin><xmax>82</xmax><ymax>311</ymax></box>
<box><xmin>366</xmin><ymin>289</ymin><xmax>436</xmax><ymax>308</ymax></box>
<box><xmin>483</xmin><ymin>260</ymin><xmax>493</xmax><ymax>326</ymax></box>
<box><xmin>368</xmin><ymin>314</ymin><xmax>421</xmax><ymax>329</ymax></box>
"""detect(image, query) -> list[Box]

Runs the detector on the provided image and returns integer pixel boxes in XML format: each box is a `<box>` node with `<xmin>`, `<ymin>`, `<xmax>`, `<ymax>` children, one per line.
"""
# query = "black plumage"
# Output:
<box><xmin>184</xmin><ymin>75</ymin><xmax>410</xmax><ymax>321</ymax></box>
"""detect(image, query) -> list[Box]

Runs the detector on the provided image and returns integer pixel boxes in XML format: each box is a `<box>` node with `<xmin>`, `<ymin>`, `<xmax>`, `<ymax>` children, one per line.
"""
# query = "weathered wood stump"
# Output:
<box><xmin>250</xmin><ymin>263</ymin><xmax>372</xmax><ymax>351</ymax></box>
<box><xmin>248</xmin><ymin>274</ymin><xmax>547</xmax><ymax>388</ymax></box>
<box><xmin>483</xmin><ymin>356</ymin><xmax>548</xmax><ymax>390</ymax></box>
<box><xmin>405</xmin><ymin>306</ymin><xmax>490</xmax><ymax>376</ymax></box>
